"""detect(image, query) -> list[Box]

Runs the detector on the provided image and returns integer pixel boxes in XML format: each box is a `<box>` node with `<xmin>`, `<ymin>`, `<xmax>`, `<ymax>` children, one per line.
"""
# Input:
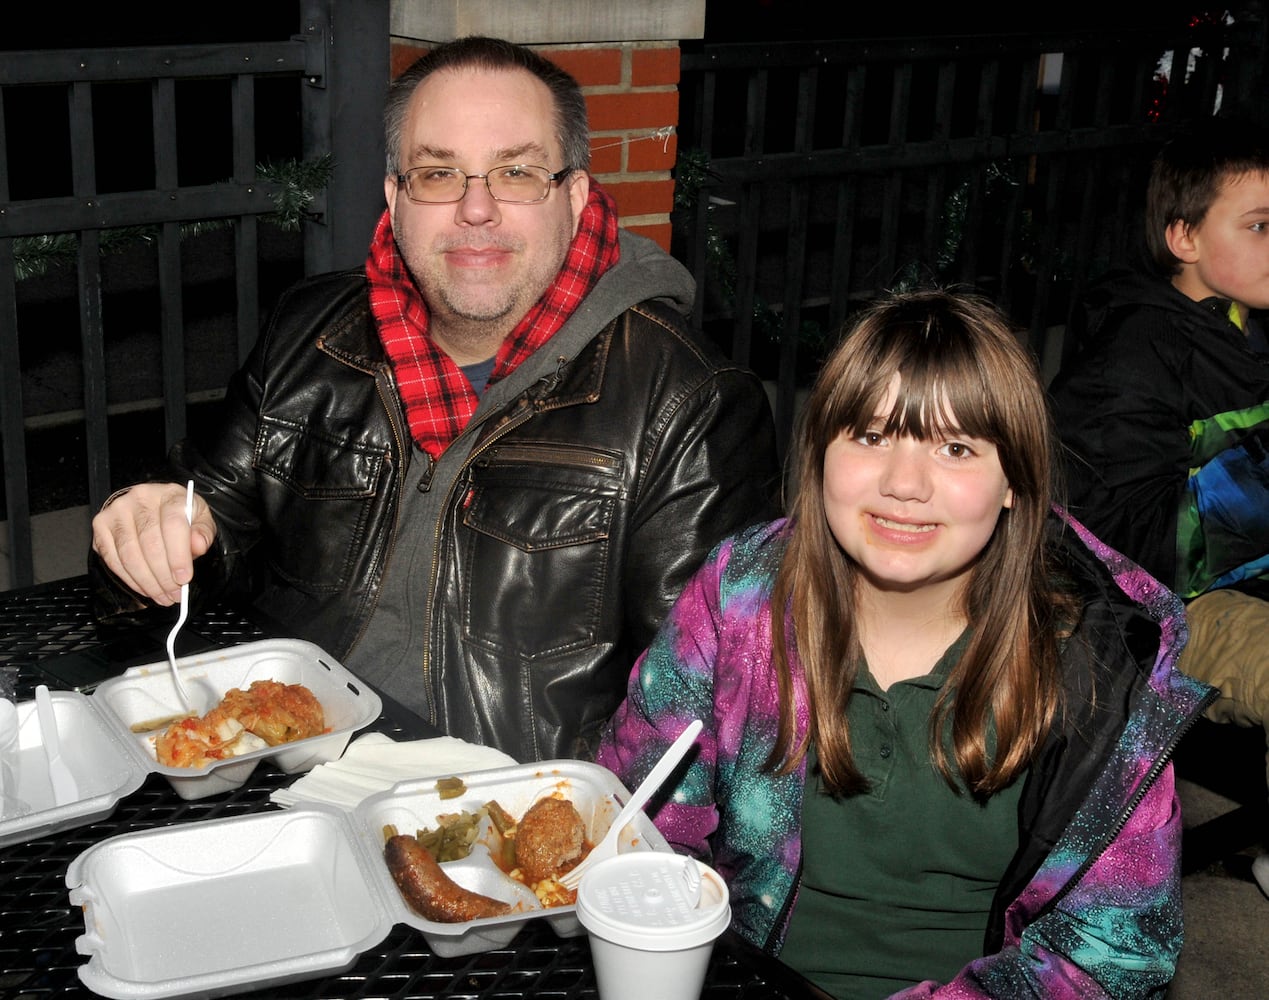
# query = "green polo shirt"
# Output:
<box><xmin>779</xmin><ymin>630</ymin><xmax>1024</xmax><ymax>1000</ymax></box>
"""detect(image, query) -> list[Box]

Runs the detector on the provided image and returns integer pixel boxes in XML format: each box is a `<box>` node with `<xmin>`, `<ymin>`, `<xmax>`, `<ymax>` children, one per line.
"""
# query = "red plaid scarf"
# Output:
<box><xmin>366</xmin><ymin>183</ymin><xmax>621</xmax><ymax>459</ymax></box>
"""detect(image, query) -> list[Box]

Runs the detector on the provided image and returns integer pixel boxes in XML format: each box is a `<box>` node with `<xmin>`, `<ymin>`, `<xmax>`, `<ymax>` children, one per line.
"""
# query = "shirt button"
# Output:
<box><xmin>880</xmin><ymin>701</ymin><xmax>890</xmax><ymax>712</ymax></box>
<box><xmin>879</xmin><ymin>744</ymin><xmax>892</xmax><ymax>758</ymax></box>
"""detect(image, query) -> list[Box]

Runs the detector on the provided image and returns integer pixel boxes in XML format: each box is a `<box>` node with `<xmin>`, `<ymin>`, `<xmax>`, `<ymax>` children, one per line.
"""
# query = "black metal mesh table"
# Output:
<box><xmin>0</xmin><ymin>577</ymin><xmax>829</xmax><ymax>999</ymax></box>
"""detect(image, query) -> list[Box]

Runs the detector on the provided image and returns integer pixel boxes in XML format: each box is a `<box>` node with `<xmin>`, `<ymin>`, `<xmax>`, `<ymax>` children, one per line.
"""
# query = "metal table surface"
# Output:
<box><xmin>0</xmin><ymin>577</ymin><xmax>830</xmax><ymax>1000</ymax></box>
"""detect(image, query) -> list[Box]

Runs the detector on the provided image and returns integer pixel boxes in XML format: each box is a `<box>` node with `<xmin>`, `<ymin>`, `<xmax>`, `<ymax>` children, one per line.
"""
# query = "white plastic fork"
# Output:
<box><xmin>561</xmin><ymin>718</ymin><xmax>704</xmax><ymax>890</ymax></box>
<box><xmin>165</xmin><ymin>480</ymin><xmax>200</xmax><ymax>715</ymax></box>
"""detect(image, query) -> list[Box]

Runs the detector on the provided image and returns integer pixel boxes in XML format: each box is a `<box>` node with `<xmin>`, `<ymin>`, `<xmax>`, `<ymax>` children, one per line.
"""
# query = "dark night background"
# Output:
<box><xmin>1</xmin><ymin>2</ymin><xmax>1240</xmax><ymax>517</ymax></box>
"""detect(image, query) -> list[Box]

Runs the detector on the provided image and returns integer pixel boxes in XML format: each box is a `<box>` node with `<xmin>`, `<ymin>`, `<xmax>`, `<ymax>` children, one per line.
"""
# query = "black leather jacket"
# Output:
<box><xmin>94</xmin><ymin>233</ymin><xmax>780</xmax><ymax>762</ymax></box>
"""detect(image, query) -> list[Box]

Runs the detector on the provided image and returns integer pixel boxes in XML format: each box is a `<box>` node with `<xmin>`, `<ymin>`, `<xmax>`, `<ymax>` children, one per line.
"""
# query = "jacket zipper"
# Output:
<box><xmin>416</xmin><ymin>451</ymin><xmax>437</xmax><ymax>492</ymax></box>
<box><xmin>344</xmin><ymin>370</ymin><xmax>411</xmax><ymax>664</ymax></box>
<box><xmin>473</xmin><ymin>442</ymin><xmax>620</xmax><ymax>473</ymax></box>
<box><xmin>418</xmin><ymin>400</ymin><xmax>541</xmax><ymax>721</ymax></box>
<box><xmin>1030</xmin><ymin>682</ymin><xmax>1220</xmax><ymax>920</ymax></box>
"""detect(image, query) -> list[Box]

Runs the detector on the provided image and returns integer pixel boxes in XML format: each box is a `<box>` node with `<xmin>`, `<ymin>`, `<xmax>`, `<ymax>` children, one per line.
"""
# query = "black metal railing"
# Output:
<box><xmin>675</xmin><ymin>14</ymin><xmax>1267</xmax><ymax>456</ymax></box>
<box><xmin>5</xmin><ymin>9</ymin><xmax>1267</xmax><ymax>586</ymax></box>
<box><xmin>1</xmin><ymin>0</ymin><xmax>389</xmax><ymax>589</ymax></box>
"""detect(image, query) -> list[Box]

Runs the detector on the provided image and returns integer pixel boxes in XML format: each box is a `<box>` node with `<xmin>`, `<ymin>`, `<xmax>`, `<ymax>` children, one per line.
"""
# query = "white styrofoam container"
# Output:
<box><xmin>0</xmin><ymin>639</ymin><xmax>380</xmax><ymax>849</ymax></box>
<box><xmin>68</xmin><ymin>805</ymin><xmax>384</xmax><ymax>1000</ymax></box>
<box><xmin>65</xmin><ymin>760</ymin><xmax>672</xmax><ymax>999</ymax></box>
<box><xmin>0</xmin><ymin>689</ymin><xmax>142</xmax><ymax>850</ymax></box>
<box><xmin>91</xmin><ymin>638</ymin><xmax>383</xmax><ymax>800</ymax></box>
<box><xmin>352</xmin><ymin>760</ymin><xmax>670</xmax><ymax>954</ymax></box>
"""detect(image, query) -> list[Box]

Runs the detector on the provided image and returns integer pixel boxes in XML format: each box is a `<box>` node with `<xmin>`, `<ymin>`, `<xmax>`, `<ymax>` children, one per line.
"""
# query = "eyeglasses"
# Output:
<box><xmin>395</xmin><ymin>163</ymin><xmax>574</xmax><ymax>205</ymax></box>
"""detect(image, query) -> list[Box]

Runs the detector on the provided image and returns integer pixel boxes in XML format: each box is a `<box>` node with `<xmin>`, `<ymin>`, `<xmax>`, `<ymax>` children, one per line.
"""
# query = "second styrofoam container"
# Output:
<box><xmin>67</xmin><ymin>805</ymin><xmax>390</xmax><ymax>1000</ymax></box>
<box><xmin>65</xmin><ymin>760</ymin><xmax>675</xmax><ymax>999</ymax></box>
<box><xmin>0</xmin><ymin>638</ymin><xmax>382</xmax><ymax>850</ymax></box>
<box><xmin>91</xmin><ymin>638</ymin><xmax>382</xmax><ymax>799</ymax></box>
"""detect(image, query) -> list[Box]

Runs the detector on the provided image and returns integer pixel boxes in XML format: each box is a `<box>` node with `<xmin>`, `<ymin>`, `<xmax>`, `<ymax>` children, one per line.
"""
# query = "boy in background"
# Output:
<box><xmin>1049</xmin><ymin>116</ymin><xmax>1269</xmax><ymax>897</ymax></box>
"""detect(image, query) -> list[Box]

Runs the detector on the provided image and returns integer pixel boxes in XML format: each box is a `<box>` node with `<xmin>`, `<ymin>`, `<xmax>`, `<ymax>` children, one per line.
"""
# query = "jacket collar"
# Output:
<box><xmin>314</xmin><ymin>290</ymin><xmax>387</xmax><ymax>374</ymax></box>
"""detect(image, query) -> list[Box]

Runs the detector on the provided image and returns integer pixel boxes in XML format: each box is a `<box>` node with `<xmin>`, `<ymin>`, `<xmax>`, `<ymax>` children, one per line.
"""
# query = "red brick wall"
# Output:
<box><xmin>390</xmin><ymin>40</ymin><xmax>680</xmax><ymax>250</ymax></box>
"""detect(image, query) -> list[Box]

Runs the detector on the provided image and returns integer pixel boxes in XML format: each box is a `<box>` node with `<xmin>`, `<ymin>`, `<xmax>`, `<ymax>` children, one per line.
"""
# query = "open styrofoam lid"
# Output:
<box><xmin>67</xmin><ymin>805</ymin><xmax>393</xmax><ymax>1000</ymax></box>
<box><xmin>0</xmin><ymin>690</ymin><xmax>145</xmax><ymax>850</ymax></box>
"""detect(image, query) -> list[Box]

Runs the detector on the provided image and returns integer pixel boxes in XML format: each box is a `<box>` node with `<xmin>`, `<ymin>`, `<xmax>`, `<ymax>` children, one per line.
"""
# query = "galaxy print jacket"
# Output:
<box><xmin>597</xmin><ymin>509</ymin><xmax>1216</xmax><ymax>998</ymax></box>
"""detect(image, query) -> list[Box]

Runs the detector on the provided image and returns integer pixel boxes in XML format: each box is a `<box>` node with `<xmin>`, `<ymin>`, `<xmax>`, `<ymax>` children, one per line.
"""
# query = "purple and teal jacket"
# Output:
<box><xmin>597</xmin><ymin>508</ymin><xmax>1216</xmax><ymax>998</ymax></box>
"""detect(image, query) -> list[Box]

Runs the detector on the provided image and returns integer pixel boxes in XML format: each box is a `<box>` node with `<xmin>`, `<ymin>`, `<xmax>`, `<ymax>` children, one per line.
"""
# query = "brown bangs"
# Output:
<box><xmin>822</xmin><ymin>316</ymin><xmax>1004</xmax><ymax>447</ymax></box>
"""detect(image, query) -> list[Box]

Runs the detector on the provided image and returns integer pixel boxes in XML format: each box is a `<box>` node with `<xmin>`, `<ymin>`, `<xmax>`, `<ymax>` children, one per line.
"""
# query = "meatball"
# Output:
<box><xmin>514</xmin><ymin>796</ymin><xmax>586</xmax><ymax>883</ymax></box>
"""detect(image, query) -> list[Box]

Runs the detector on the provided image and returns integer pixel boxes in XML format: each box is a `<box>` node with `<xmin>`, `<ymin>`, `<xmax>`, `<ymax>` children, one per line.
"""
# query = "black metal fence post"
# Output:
<box><xmin>0</xmin><ymin>1</ymin><xmax>389</xmax><ymax>590</ymax></box>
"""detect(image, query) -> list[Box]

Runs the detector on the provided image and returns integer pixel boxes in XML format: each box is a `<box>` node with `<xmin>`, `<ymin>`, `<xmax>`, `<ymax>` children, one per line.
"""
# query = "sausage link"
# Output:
<box><xmin>385</xmin><ymin>834</ymin><xmax>513</xmax><ymax>922</ymax></box>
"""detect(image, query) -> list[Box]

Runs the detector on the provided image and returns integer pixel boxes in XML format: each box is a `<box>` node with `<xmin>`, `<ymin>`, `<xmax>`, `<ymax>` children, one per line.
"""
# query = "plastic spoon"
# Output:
<box><xmin>560</xmin><ymin>718</ymin><xmax>704</xmax><ymax>889</ymax></box>
<box><xmin>165</xmin><ymin>481</ymin><xmax>200</xmax><ymax>715</ymax></box>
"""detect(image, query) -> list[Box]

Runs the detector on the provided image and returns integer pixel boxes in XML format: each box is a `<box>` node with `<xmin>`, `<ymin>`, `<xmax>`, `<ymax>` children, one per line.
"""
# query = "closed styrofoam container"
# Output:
<box><xmin>66</xmin><ymin>760</ymin><xmax>673</xmax><ymax>999</ymax></box>
<box><xmin>0</xmin><ymin>639</ymin><xmax>380</xmax><ymax>849</ymax></box>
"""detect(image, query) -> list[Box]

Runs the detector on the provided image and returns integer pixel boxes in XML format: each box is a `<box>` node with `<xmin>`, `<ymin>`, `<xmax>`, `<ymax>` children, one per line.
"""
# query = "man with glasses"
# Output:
<box><xmin>90</xmin><ymin>36</ymin><xmax>779</xmax><ymax>763</ymax></box>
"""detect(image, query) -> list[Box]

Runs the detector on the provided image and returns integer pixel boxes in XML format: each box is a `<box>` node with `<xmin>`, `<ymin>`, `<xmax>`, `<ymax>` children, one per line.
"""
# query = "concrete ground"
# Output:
<box><xmin>1169</xmin><ymin>762</ymin><xmax>1269</xmax><ymax>997</ymax></box>
<box><xmin>3</xmin><ymin>506</ymin><xmax>1267</xmax><ymax>993</ymax></box>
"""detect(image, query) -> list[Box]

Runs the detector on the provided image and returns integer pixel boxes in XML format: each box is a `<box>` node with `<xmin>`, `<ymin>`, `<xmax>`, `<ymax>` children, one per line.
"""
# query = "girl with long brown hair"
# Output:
<box><xmin>599</xmin><ymin>289</ymin><xmax>1213</xmax><ymax>999</ymax></box>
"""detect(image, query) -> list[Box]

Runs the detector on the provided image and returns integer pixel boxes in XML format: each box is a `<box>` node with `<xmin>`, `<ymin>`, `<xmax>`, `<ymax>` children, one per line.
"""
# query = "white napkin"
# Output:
<box><xmin>270</xmin><ymin>732</ymin><xmax>518</xmax><ymax>810</ymax></box>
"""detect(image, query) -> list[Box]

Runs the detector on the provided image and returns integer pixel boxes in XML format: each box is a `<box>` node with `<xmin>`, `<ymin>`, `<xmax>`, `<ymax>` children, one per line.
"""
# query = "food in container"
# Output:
<box><xmin>65</xmin><ymin>760</ymin><xmax>673</xmax><ymax>999</ymax></box>
<box><xmin>353</xmin><ymin>761</ymin><xmax>671</xmax><ymax>955</ymax></box>
<box><xmin>383</xmin><ymin>792</ymin><xmax>589</xmax><ymax>919</ymax></box>
<box><xmin>91</xmin><ymin>638</ymin><xmax>379</xmax><ymax>799</ymax></box>
<box><xmin>154</xmin><ymin>679</ymin><xmax>327</xmax><ymax>768</ymax></box>
<box><xmin>0</xmin><ymin>638</ymin><xmax>380</xmax><ymax>850</ymax></box>
<box><xmin>514</xmin><ymin>795</ymin><xmax>587</xmax><ymax>883</ymax></box>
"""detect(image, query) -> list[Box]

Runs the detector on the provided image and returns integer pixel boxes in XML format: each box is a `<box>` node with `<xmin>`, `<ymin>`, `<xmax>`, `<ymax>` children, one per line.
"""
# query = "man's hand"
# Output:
<box><xmin>91</xmin><ymin>482</ymin><xmax>218</xmax><ymax>605</ymax></box>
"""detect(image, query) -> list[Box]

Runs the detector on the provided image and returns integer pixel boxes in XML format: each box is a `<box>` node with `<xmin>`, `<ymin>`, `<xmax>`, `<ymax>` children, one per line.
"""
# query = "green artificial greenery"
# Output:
<box><xmin>12</xmin><ymin>154</ymin><xmax>333</xmax><ymax>281</ymax></box>
<box><xmin>12</xmin><ymin>233</ymin><xmax>85</xmax><ymax>280</ymax></box>
<box><xmin>255</xmin><ymin>153</ymin><xmax>335</xmax><ymax>231</ymax></box>
<box><xmin>677</xmin><ymin>145</ymin><xmax>1098</xmax><ymax>381</ymax></box>
<box><xmin>673</xmin><ymin>148</ymin><xmax>796</xmax><ymax>361</ymax></box>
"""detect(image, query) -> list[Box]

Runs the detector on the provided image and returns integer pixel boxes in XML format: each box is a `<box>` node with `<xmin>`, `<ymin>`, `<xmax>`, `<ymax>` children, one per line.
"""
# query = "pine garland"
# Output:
<box><xmin>256</xmin><ymin>154</ymin><xmax>335</xmax><ymax>230</ymax></box>
<box><xmin>12</xmin><ymin>155</ymin><xmax>334</xmax><ymax>281</ymax></box>
<box><xmin>674</xmin><ymin>148</ymin><xmax>786</xmax><ymax>351</ymax></box>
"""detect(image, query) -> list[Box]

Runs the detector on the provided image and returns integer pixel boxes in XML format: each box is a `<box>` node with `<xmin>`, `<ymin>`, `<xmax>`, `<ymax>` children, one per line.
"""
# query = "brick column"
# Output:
<box><xmin>554</xmin><ymin>44</ymin><xmax>680</xmax><ymax>249</ymax></box>
<box><xmin>387</xmin><ymin>2</ymin><xmax>705</xmax><ymax>251</ymax></box>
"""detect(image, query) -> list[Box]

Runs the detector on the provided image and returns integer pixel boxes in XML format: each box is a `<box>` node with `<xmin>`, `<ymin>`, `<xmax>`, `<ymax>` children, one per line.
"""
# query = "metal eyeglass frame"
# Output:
<box><xmin>395</xmin><ymin>164</ymin><xmax>575</xmax><ymax>204</ymax></box>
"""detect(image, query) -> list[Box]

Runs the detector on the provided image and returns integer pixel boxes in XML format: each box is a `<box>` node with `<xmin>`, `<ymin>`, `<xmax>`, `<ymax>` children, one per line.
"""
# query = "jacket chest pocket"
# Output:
<box><xmin>459</xmin><ymin>442</ymin><xmax>623</xmax><ymax>659</ymax></box>
<box><xmin>254</xmin><ymin>415</ymin><xmax>388</xmax><ymax>592</ymax></box>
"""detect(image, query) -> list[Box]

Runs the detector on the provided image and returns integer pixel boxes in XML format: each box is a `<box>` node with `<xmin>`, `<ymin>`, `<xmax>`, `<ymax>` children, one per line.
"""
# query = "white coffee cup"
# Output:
<box><xmin>576</xmin><ymin>852</ymin><xmax>731</xmax><ymax>1000</ymax></box>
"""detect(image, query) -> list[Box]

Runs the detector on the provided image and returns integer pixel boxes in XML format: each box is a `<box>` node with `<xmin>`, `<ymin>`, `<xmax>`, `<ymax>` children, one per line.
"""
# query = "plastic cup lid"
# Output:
<box><xmin>575</xmin><ymin>853</ymin><xmax>730</xmax><ymax>951</ymax></box>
